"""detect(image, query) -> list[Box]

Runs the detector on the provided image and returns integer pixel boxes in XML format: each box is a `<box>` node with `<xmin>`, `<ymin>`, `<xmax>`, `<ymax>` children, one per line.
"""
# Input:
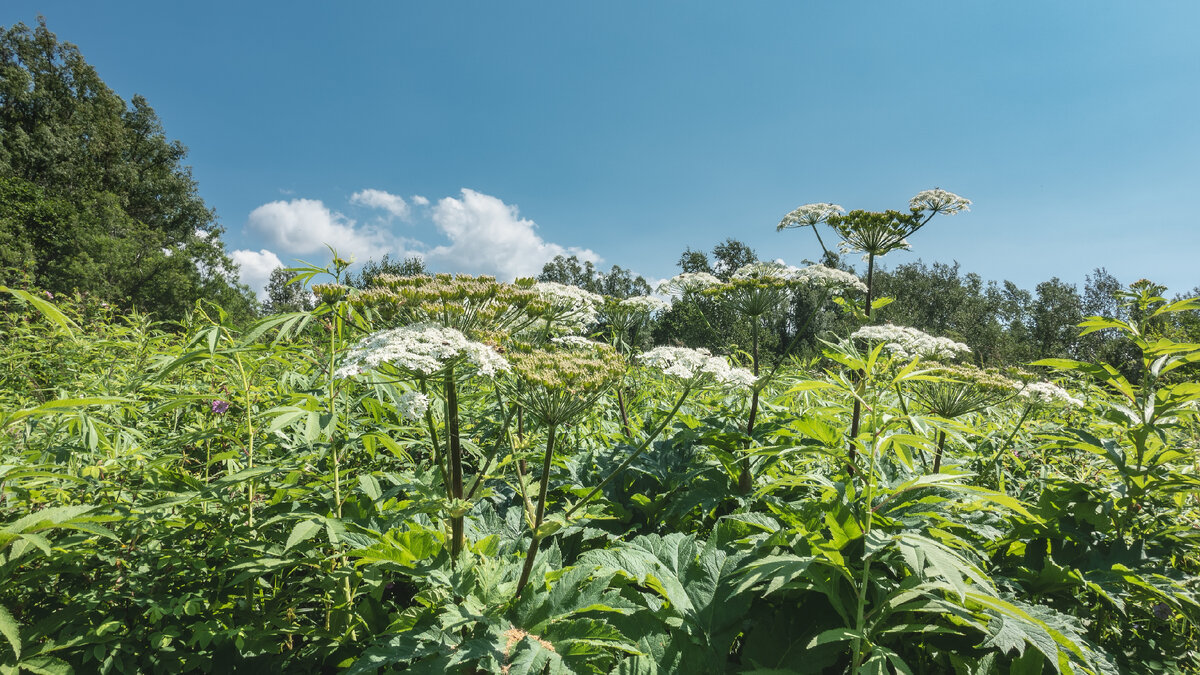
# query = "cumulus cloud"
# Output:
<box><xmin>243</xmin><ymin>189</ymin><xmax>593</xmax><ymax>282</ymax></box>
<box><xmin>246</xmin><ymin>198</ymin><xmax>393</xmax><ymax>261</ymax></box>
<box><xmin>231</xmin><ymin>249</ymin><xmax>283</xmax><ymax>301</ymax></box>
<box><xmin>426</xmin><ymin>189</ymin><xmax>598</xmax><ymax>279</ymax></box>
<box><xmin>350</xmin><ymin>189</ymin><xmax>411</xmax><ymax>221</ymax></box>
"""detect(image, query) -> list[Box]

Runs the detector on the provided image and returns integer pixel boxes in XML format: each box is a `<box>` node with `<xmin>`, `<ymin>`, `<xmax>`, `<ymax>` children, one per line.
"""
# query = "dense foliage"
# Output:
<box><xmin>2</xmin><ymin>235</ymin><xmax>1198</xmax><ymax>673</ymax></box>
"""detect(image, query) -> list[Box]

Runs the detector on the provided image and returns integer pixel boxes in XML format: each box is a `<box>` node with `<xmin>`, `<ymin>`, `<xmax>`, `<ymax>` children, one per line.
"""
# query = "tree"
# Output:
<box><xmin>1030</xmin><ymin>277</ymin><xmax>1084</xmax><ymax>358</ymax></box>
<box><xmin>711</xmin><ymin>239</ymin><xmax>757</xmax><ymax>281</ymax></box>
<box><xmin>0</xmin><ymin>19</ymin><xmax>254</xmax><ymax>321</ymax></box>
<box><xmin>263</xmin><ymin>266</ymin><xmax>317</xmax><ymax>314</ymax></box>
<box><xmin>537</xmin><ymin>255</ymin><xmax>650</xmax><ymax>299</ymax></box>
<box><xmin>345</xmin><ymin>254</ymin><xmax>427</xmax><ymax>289</ymax></box>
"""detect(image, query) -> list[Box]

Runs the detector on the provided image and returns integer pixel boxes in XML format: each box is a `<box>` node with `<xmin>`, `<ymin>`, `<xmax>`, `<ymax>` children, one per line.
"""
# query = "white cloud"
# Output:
<box><xmin>350</xmin><ymin>189</ymin><xmax>411</xmax><ymax>221</ymax></box>
<box><xmin>411</xmin><ymin>195</ymin><xmax>430</xmax><ymax>206</ymax></box>
<box><xmin>426</xmin><ymin>189</ymin><xmax>598</xmax><ymax>279</ymax></box>
<box><xmin>246</xmin><ymin>198</ymin><xmax>389</xmax><ymax>260</ymax></box>
<box><xmin>231</xmin><ymin>249</ymin><xmax>283</xmax><ymax>301</ymax></box>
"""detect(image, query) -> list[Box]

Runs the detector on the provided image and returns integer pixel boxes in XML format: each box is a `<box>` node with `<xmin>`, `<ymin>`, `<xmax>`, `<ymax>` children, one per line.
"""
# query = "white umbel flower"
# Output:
<box><xmin>638</xmin><ymin>346</ymin><xmax>756</xmax><ymax>388</ymax></box>
<box><xmin>619</xmin><ymin>295</ymin><xmax>670</xmax><ymax>314</ymax></box>
<box><xmin>534</xmin><ymin>281</ymin><xmax>604</xmax><ymax>329</ymax></box>
<box><xmin>910</xmin><ymin>189</ymin><xmax>971</xmax><ymax>215</ymax></box>
<box><xmin>794</xmin><ymin>265</ymin><xmax>868</xmax><ymax>293</ymax></box>
<box><xmin>657</xmin><ymin>272</ymin><xmax>722</xmax><ymax>295</ymax></box>
<box><xmin>396</xmin><ymin>390</ymin><xmax>432</xmax><ymax>421</ymax></box>
<box><xmin>550</xmin><ymin>335</ymin><xmax>603</xmax><ymax>349</ymax></box>
<box><xmin>1019</xmin><ymin>381</ymin><xmax>1083</xmax><ymax>407</ymax></box>
<box><xmin>335</xmin><ymin>322</ymin><xmax>510</xmax><ymax>379</ymax></box>
<box><xmin>851</xmin><ymin>324</ymin><xmax>971</xmax><ymax>360</ymax></box>
<box><xmin>732</xmin><ymin>261</ymin><xmax>801</xmax><ymax>281</ymax></box>
<box><xmin>777</xmin><ymin>203</ymin><xmax>845</xmax><ymax>231</ymax></box>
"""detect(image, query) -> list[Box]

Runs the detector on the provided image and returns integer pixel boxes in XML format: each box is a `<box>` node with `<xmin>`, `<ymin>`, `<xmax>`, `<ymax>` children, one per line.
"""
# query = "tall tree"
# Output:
<box><xmin>537</xmin><ymin>254</ymin><xmax>650</xmax><ymax>299</ymax></box>
<box><xmin>0</xmin><ymin>19</ymin><xmax>253</xmax><ymax>320</ymax></box>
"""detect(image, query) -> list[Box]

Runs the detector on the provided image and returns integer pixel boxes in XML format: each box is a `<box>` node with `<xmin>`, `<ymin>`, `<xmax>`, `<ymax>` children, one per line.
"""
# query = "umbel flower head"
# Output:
<box><xmin>349</xmin><ymin>274</ymin><xmax>545</xmax><ymax>337</ymax></box>
<box><xmin>826</xmin><ymin>188</ymin><xmax>971</xmax><ymax>258</ymax></box>
<box><xmin>793</xmin><ymin>265</ymin><xmax>868</xmax><ymax>294</ymax></box>
<box><xmin>533</xmin><ymin>281</ymin><xmax>604</xmax><ymax>334</ymax></box>
<box><xmin>851</xmin><ymin>323</ymin><xmax>971</xmax><ymax>361</ymax></box>
<box><xmin>334</xmin><ymin>322</ymin><xmax>510</xmax><ymax>380</ymax></box>
<box><xmin>638</xmin><ymin>346</ymin><xmax>756</xmax><ymax>389</ymax></box>
<box><xmin>504</xmin><ymin>342</ymin><xmax>627</xmax><ymax>425</ymax></box>
<box><xmin>657</xmin><ymin>272</ymin><xmax>722</xmax><ymax>296</ymax></box>
<box><xmin>910</xmin><ymin>188</ymin><xmax>971</xmax><ymax>216</ymax></box>
<box><xmin>777</xmin><ymin>202</ymin><xmax>846</xmax><ymax>231</ymax></box>
<box><xmin>907</xmin><ymin>363</ymin><xmax>1019</xmax><ymax>418</ymax></box>
<box><xmin>1018</xmin><ymin>380</ymin><xmax>1084</xmax><ymax>408</ymax></box>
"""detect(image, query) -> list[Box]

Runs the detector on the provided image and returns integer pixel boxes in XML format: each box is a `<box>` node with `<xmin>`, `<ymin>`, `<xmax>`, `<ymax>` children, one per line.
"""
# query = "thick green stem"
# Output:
<box><xmin>847</xmin><ymin>254</ymin><xmax>875</xmax><ymax>473</ymax></box>
<box><xmin>739</xmin><ymin>321</ymin><xmax>760</xmax><ymax>494</ymax></box>
<box><xmin>851</xmin><ymin>389</ymin><xmax>882</xmax><ymax>669</ymax></box>
<box><xmin>445</xmin><ymin>368</ymin><xmax>465</xmax><ymax>558</ymax></box>
<box><xmin>514</xmin><ymin>424</ymin><xmax>557</xmax><ymax>599</ymax></box>
<box><xmin>616</xmin><ymin>387</ymin><xmax>633</xmax><ymax>439</ymax></box>
<box><xmin>932</xmin><ymin>430</ymin><xmax>947</xmax><ymax>474</ymax></box>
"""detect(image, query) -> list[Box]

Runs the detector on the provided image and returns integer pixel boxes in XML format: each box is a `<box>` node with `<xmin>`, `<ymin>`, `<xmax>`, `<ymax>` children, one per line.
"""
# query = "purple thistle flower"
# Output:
<box><xmin>210</xmin><ymin>399</ymin><xmax>230</xmax><ymax>415</ymax></box>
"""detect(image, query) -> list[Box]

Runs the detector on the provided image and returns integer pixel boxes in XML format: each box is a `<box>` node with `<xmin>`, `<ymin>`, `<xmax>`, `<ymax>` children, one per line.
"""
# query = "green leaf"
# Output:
<box><xmin>0</xmin><ymin>603</ymin><xmax>20</xmax><ymax>660</ymax></box>
<box><xmin>284</xmin><ymin>520</ymin><xmax>322</xmax><ymax>552</ymax></box>
<box><xmin>807</xmin><ymin>627</ymin><xmax>863</xmax><ymax>647</ymax></box>
<box><xmin>0</xmin><ymin>286</ymin><xmax>77</xmax><ymax>337</ymax></box>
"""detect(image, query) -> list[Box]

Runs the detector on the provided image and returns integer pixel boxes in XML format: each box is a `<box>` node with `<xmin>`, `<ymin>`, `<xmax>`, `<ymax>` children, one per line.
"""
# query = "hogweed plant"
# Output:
<box><xmin>502</xmin><ymin>340</ymin><xmax>627</xmax><ymax>598</ymax></box>
<box><xmin>783</xmin><ymin>189</ymin><xmax>971</xmax><ymax>469</ymax></box>
<box><xmin>599</xmin><ymin>294</ymin><xmax>669</xmax><ymax>437</ymax></box>
<box><xmin>702</xmin><ymin>261</ymin><xmax>867</xmax><ymax>492</ymax></box>
<box><xmin>336</xmin><ymin>321</ymin><xmax>510</xmax><ymax>558</ymax></box>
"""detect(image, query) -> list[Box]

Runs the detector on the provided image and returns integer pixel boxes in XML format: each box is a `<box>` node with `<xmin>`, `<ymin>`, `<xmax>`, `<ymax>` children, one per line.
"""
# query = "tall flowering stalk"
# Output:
<box><xmin>600</xmin><ymin>295</ymin><xmax>669</xmax><ymax>437</ymax></box>
<box><xmin>504</xmin><ymin>340</ymin><xmax>627</xmax><ymax>598</ymax></box>
<box><xmin>702</xmin><ymin>261</ymin><xmax>865</xmax><ymax>492</ymax></box>
<box><xmin>336</xmin><ymin>322</ymin><xmax>510</xmax><ymax>558</ymax></box>
<box><xmin>784</xmin><ymin>189</ymin><xmax>971</xmax><ymax>467</ymax></box>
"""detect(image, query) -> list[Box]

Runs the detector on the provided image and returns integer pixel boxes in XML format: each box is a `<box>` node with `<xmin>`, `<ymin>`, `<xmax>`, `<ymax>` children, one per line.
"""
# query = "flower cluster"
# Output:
<box><xmin>793</xmin><ymin>265</ymin><xmax>868</xmax><ymax>293</ymax></box>
<box><xmin>909</xmin><ymin>188</ymin><xmax>971</xmax><ymax>216</ymax></box>
<box><xmin>505</xmin><ymin>343</ymin><xmax>627</xmax><ymax>425</ymax></box>
<box><xmin>1018</xmin><ymin>381</ymin><xmax>1084</xmax><ymax>408</ymax></box>
<box><xmin>777</xmin><ymin>202</ymin><xmax>845</xmax><ymax>231</ymax></box>
<box><xmin>851</xmin><ymin>324</ymin><xmax>971</xmax><ymax>360</ymax></box>
<box><xmin>731</xmin><ymin>261</ymin><xmax>800</xmax><ymax>282</ymax></box>
<box><xmin>335</xmin><ymin>322</ymin><xmax>510</xmax><ymax>379</ymax></box>
<box><xmin>550</xmin><ymin>335</ymin><xmax>603</xmax><ymax>349</ymax></box>
<box><xmin>657</xmin><ymin>272</ymin><xmax>722</xmax><ymax>296</ymax></box>
<box><xmin>618</xmin><ymin>295</ymin><xmax>670</xmax><ymax>315</ymax></box>
<box><xmin>638</xmin><ymin>346</ymin><xmax>756</xmax><ymax>388</ymax></box>
<box><xmin>396</xmin><ymin>390</ymin><xmax>432</xmax><ymax>421</ymax></box>
<box><xmin>534</xmin><ymin>281</ymin><xmax>604</xmax><ymax>330</ymax></box>
<box><xmin>908</xmin><ymin>363</ymin><xmax>1019</xmax><ymax>418</ymax></box>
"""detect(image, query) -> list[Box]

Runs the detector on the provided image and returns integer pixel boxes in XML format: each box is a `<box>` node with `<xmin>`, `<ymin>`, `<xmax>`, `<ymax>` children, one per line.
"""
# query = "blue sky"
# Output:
<box><xmin>5</xmin><ymin>2</ymin><xmax>1199</xmax><ymax>298</ymax></box>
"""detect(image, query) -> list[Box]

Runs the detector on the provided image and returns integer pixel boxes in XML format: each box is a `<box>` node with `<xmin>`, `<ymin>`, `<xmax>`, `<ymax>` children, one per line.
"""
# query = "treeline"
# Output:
<box><xmin>537</xmin><ymin>243</ymin><xmax>1200</xmax><ymax>373</ymax></box>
